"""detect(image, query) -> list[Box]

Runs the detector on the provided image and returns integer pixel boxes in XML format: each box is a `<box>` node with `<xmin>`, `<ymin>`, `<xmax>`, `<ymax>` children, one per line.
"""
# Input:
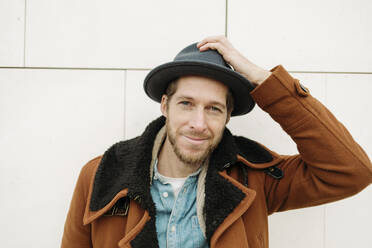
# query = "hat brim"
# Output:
<box><xmin>144</xmin><ymin>61</ymin><xmax>256</xmax><ymax>116</ymax></box>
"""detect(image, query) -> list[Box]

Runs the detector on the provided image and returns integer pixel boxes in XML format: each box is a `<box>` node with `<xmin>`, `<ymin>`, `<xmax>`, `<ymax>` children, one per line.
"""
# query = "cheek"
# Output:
<box><xmin>210</xmin><ymin>121</ymin><xmax>226</xmax><ymax>139</ymax></box>
<box><xmin>167</xmin><ymin>115</ymin><xmax>188</xmax><ymax>135</ymax></box>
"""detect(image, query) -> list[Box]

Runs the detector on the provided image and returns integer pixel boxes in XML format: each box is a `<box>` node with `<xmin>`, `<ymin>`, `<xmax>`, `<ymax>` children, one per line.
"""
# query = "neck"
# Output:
<box><xmin>157</xmin><ymin>137</ymin><xmax>201</xmax><ymax>178</ymax></box>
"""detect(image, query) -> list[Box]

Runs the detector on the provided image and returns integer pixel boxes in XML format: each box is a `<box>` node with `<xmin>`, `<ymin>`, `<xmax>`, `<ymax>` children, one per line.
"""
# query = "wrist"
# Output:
<box><xmin>241</xmin><ymin>66</ymin><xmax>271</xmax><ymax>86</ymax></box>
<box><xmin>253</xmin><ymin>69</ymin><xmax>272</xmax><ymax>85</ymax></box>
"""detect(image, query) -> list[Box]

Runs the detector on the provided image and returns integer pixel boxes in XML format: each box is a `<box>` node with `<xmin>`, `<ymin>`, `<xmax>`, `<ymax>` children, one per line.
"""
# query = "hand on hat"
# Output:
<box><xmin>197</xmin><ymin>35</ymin><xmax>271</xmax><ymax>86</ymax></box>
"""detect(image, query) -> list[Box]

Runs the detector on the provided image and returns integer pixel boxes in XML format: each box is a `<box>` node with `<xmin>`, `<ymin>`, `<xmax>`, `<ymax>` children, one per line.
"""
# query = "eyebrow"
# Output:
<box><xmin>176</xmin><ymin>96</ymin><xmax>227</xmax><ymax>110</ymax></box>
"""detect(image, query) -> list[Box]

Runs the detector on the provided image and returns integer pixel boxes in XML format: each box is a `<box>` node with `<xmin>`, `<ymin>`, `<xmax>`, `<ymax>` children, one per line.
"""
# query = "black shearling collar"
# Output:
<box><xmin>89</xmin><ymin>116</ymin><xmax>274</xmax><ymax>247</ymax></box>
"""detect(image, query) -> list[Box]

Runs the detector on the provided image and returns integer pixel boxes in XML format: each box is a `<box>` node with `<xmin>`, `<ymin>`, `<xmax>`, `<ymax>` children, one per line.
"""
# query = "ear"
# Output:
<box><xmin>225</xmin><ymin>114</ymin><xmax>231</xmax><ymax>124</ymax></box>
<box><xmin>160</xmin><ymin>95</ymin><xmax>168</xmax><ymax>118</ymax></box>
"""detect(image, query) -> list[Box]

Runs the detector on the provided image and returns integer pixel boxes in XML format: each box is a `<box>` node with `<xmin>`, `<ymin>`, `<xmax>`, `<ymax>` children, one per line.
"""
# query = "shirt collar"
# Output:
<box><xmin>153</xmin><ymin>158</ymin><xmax>203</xmax><ymax>183</ymax></box>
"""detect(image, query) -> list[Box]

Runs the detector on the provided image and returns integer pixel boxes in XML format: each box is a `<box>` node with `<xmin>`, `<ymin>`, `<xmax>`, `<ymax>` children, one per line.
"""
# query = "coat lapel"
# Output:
<box><xmin>88</xmin><ymin>117</ymin><xmax>166</xmax><ymax>248</ymax></box>
<box><xmin>204</xmin><ymin>129</ymin><xmax>275</xmax><ymax>245</ymax></box>
<box><xmin>211</xmin><ymin>171</ymin><xmax>255</xmax><ymax>248</ymax></box>
<box><xmin>118</xmin><ymin>200</ymin><xmax>150</xmax><ymax>248</ymax></box>
<box><xmin>89</xmin><ymin>116</ymin><xmax>165</xmax><ymax>213</ymax></box>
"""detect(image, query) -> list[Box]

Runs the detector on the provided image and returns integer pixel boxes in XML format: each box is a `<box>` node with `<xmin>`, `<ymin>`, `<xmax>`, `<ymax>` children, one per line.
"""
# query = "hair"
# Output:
<box><xmin>165</xmin><ymin>78</ymin><xmax>234</xmax><ymax>116</ymax></box>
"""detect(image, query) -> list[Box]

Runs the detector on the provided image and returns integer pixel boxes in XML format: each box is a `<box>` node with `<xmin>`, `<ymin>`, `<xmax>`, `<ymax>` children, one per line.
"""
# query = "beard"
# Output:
<box><xmin>166</xmin><ymin>119</ymin><xmax>223</xmax><ymax>167</ymax></box>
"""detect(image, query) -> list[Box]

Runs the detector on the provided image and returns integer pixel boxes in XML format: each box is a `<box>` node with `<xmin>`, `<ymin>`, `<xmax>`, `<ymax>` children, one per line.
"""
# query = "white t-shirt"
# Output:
<box><xmin>156</xmin><ymin>172</ymin><xmax>187</xmax><ymax>198</ymax></box>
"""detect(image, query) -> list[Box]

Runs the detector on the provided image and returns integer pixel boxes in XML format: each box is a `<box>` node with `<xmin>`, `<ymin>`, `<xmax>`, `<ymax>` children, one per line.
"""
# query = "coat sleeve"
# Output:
<box><xmin>61</xmin><ymin>157</ymin><xmax>100</xmax><ymax>248</ymax></box>
<box><xmin>249</xmin><ymin>65</ymin><xmax>372</xmax><ymax>215</ymax></box>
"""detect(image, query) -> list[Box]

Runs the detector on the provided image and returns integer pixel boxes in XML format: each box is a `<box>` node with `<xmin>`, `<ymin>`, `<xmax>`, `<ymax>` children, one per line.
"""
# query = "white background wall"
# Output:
<box><xmin>0</xmin><ymin>0</ymin><xmax>371</xmax><ymax>247</ymax></box>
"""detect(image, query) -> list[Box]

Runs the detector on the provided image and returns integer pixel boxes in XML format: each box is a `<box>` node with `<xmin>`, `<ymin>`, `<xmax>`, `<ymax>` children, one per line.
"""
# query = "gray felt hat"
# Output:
<box><xmin>143</xmin><ymin>42</ymin><xmax>256</xmax><ymax>116</ymax></box>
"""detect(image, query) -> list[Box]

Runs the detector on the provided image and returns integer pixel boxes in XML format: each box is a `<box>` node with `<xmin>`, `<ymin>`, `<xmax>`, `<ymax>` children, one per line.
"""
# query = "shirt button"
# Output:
<box><xmin>171</xmin><ymin>225</ymin><xmax>176</xmax><ymax>232</ymax></box>
<box><xmin>162</xmin><ymin>192</ymin><xmax>168</xmax><ymax>198</ymax></box>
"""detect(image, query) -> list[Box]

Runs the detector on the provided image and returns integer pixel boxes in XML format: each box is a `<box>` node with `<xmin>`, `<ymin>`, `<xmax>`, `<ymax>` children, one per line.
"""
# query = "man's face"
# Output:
<box><xmin>161</xmin><ymin>75</ymin><xmax>230</xmax><ymax>166</ymax></box>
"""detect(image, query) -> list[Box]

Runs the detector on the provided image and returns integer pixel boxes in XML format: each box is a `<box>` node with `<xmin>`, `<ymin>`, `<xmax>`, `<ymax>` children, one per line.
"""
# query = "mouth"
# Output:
<box><xmin>183</xmin><ymin>135</ymin><xmax>209</xmax><ymax>145</ymax></box>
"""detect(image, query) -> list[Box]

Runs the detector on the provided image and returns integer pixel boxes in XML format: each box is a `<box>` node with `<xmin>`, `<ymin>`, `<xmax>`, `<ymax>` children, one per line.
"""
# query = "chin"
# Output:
<box><xmin>175</xmin><ymin>144</ymin><xmax>212</xmax><ymax>166</ymax></box>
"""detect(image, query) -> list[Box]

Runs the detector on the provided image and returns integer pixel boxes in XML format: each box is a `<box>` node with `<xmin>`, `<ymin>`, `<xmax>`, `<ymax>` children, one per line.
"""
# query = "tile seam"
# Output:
<box><xmin>23</xmin><ymin>0</ymin><xmax>27</xmax><ymax>67</ymax></box>
<box><xmin>225</xmin><ymin>0</ymin><xmax>228</xmax><ymax>37</ymax></box>
<box><xmin>323</xmin><ymin>206</ymin><xmax>327</xmax><ymax>248</ymax></box>
<box><xmin>123</xmin><ymin>70</ymin><xmax>127</xmax><ymax>140</ymax></box>
<box><xmin>0</xmin><ymin>67</ymin><xmax>151</xmax><ymax>71</ymax></box>
<box><xmin>1</xmin><ymin>67</ymin><xmax>371</xmax><ymax>74</ymax></box>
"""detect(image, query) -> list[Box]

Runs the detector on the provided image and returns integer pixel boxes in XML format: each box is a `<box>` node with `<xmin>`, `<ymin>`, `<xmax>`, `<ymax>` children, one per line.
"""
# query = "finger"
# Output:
<box><xmin>199</xmin><ymin>42</ymin><xmax>227</xmax><ymax>56</ymax></box>
<box><xmin>199</xmin><ymin>42</ymin><xmax>218</xmax><ymax>51</ymax></box>
<box><xmin>197</xmin><ymin>35</ymin><xmax>226</xmax><ymax>48</ymax></box>
<box><xmin>198</xmin><ymin>35</ymin><xmax>225</xmax><ymax>47</ymax></box>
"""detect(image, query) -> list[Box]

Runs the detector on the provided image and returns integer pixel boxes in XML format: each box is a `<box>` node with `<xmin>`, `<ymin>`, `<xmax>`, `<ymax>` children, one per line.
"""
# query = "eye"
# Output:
<box><xmin>209</xmin><ymin>106</ymin><xmax>222</xmax><ymax>113</ymax></box>
<box><xmin>179</xmin><ymin>101</ymin><xmax>191</xmax><ymax>106</ymax></box>
<box><xmin>178</xmin><ymin>101</ymin><xmax>193</xmax><ymax>109</ymax></box>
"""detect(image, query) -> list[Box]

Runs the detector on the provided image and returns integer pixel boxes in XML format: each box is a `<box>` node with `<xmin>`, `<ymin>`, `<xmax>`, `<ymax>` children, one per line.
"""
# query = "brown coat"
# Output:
<box><xmin>61</xmin><ymin>65</ymin><xmax>372</xmax><ymax>248</ymax></box>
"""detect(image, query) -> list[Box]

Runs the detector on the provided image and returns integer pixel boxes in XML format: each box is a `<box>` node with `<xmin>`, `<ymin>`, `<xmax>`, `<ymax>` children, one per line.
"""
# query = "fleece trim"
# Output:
<box><xmin>89</xmin><ymin>116</ymin><xmax>274</xmax><ymax>247</ymax></box>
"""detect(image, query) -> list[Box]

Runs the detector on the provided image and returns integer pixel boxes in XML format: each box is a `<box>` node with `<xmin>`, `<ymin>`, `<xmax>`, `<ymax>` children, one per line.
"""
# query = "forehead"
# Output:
<box><xmin>173</xmin><ymin>75</ymin><xmax>228</xmax><ymax>102</ymax></box>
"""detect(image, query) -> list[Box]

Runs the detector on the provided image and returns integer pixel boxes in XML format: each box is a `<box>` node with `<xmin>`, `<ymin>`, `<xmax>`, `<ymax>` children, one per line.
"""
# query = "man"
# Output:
<box><xmin>61</xmin><ymin>36</ymin><xmax>372</xmax><ymax>248</ymax></box>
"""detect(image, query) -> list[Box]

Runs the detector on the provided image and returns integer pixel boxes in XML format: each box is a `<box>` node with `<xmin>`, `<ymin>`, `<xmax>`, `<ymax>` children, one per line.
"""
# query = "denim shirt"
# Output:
<box><xmin>150</xmin><ymin>160</ymin><xmax>208</xmax><ymax>248</ymax></box>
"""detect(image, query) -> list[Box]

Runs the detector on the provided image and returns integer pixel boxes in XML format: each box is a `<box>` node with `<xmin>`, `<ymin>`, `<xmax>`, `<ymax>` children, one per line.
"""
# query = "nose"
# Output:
<box><xmin>189</xmin><ymin>108</ymin><xmax>207</xmax><ymax>133</ymax></box>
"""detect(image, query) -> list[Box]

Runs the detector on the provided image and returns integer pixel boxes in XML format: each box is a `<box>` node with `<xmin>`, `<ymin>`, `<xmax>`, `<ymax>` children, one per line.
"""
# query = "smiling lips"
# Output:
<box><xmin>183</xmin><ymin>135</ymin><xmax>210</xmax><ymax>145</ymax></box>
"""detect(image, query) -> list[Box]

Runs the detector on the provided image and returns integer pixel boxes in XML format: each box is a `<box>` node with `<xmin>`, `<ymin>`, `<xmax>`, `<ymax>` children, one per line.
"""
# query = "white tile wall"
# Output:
<box><xmin>325</xmin><ymin>74</ymin><xmax>372</xmax><ymax>152</ymax></box>
<box><xmin>325</xmin><ymin>187</ymin><xmax>372</xmax><ymax>248</ymax></box>
<box><xmin>25</xmin><ymin>0</ymin><xmax>225</xmax><ymax>68</ymax></box>
<box><xmin>269</xmin><ymin>206</ymin><xmax>325</xmax><ymax>248</ymax></box>
<box><xmin>228</xmin><ymin>0</ymin><xmax>372</xmax><ymax>72</ymax></box>
<box><xmin>0</xmin><ymin>68</ymin><xmax>125</xmax><ymax>247</ymax></box>
<box><xmin>125</xmin><ymin>70</ymin><xmax>162</xmax><ymax>139</ymax></box>
<box><xmin>323</xmin><ymin>73</ymin><xmax>372</xmax><ymax>248</ymax></box>
<box><xmin>0</xmin><ymin>0</ymin><xmax>25</xmax><ymax>66</ymax></box>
